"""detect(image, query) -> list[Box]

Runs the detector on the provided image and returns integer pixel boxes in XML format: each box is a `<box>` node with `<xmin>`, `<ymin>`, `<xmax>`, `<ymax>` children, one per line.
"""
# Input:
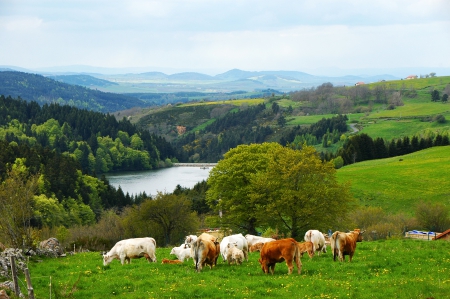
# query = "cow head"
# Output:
<box><xmin>102</xmin><ymin>253</ymin><xmax>115</xmax><ymax>266</ymax></box>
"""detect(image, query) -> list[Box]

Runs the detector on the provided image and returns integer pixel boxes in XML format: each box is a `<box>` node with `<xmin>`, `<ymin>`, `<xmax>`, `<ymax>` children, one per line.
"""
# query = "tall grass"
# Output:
<box><xmin>21</xmin><ymin>239</ymin><xmax>450</xmax><ymax>298</ymax></box>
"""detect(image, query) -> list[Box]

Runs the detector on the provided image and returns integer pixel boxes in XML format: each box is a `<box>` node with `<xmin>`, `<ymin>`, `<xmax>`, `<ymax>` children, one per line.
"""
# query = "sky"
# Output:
<box><xmin>1</xmin><ymin>0</ymin><xmax>449</xmax><ymax>76</ymax></box>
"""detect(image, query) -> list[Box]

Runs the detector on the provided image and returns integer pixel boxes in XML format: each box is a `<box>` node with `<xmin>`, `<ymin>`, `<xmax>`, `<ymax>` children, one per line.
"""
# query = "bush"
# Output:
<box><xmin>433</xmin><ymin>114</ymin><xmax>446</xmax><ymax>124</ymax></box>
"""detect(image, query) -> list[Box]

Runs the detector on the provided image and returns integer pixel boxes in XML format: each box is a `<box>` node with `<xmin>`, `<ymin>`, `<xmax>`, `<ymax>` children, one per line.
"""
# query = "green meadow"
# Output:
<box><xmin>336</xmin><ymin>146</ymin><xmax>450</xmax><ymax>214</ymax></box>
<box><xmin>20</xmin><ymin>239</ymin><xmax>450</xmax><ymax>299</ymax></box>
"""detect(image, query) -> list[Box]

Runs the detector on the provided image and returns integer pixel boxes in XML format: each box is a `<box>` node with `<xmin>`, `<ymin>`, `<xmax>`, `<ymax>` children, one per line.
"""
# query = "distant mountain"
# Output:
<box><xmin>168</xmin><ymin>72</ymin><xmax>214</xmax><ymax>80</ymax></box>
<box><xmin>48</xmin><ymin>74</ymin><xmax>119</xmax><ymax>87</ymax></box>
<box><xmin>0</xmin><ymin>71</ymin><xmax>147</xmax><ymax>113</ymax></box>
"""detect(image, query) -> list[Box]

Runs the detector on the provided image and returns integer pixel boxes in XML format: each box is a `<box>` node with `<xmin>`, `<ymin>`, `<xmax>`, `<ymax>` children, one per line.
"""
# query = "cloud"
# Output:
<box><xmin>0</xmin><ymin>0</ymin><xmax>449</xmax><ymax>73</ymax></box>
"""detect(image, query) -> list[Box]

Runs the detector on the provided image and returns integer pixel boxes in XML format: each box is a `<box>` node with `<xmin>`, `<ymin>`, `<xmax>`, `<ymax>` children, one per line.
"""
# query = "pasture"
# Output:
<box><xmin>336</xmin><ymin>146</ymin><xmax>450</xmax><ymax>214</ymax></box>
<box><xmin>20</xmin><ymin>239</ymin><xmax>450</xmax><ymax>298</ymax></box>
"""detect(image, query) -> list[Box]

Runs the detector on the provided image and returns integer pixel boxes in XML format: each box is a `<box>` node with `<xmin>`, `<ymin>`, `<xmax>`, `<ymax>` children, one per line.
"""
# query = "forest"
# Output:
<box><xmin>0</xmin><ymin>71</ymin><xmax>146</xmax><ymax>113</ymax></box>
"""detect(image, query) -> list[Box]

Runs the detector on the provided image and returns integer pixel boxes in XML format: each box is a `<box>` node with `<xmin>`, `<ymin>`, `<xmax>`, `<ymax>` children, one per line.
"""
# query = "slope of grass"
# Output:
<box><xmin>336</xmin><ymin>146</ymin><xmax>450</xmax><ymax>214</ymax></box>
<box><xmin>21</xmin><ymin>239</ymin><xmax>450</xmax><ymax>299</ymax></box>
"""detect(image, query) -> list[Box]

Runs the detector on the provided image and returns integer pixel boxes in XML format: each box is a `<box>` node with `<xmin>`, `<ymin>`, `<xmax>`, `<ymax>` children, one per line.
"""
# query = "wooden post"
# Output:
<box><xmin>9</xmin><ymin>256</ymin><xmax>20</xmax><ymax>296</ymax></box>
<box><xmin>24</xmin><ymin>268</ymin><xmax>35</xmax><ymax>299</ymax></box>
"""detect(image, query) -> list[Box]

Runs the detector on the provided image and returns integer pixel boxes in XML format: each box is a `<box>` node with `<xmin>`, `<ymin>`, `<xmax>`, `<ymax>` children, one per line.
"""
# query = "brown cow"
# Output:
<box><xmin>249</xmin><ymin>242</ymin><xmax>265</xmax><ymax>252</ymax></box>
<box><xmin>297</xmin><ymin>241</ymin><xmax>315</xmax><ymax>259</ymax></box>
<box><xmin>161</xmin><ymin>258</ymin><xmax>183</xmax><ymax>264</ymax></box>
<box><xmin>258</xmin><ymin>238</ymin><xmax>302</xmax><ymax>275</ymax></box>
<box><xmin>192</xmin><ymin>236</ymin><xmax>220</xmax><ymax>272</ymax></box>
<box><xmin>330</xmin><ymin>229</ymin><xmax>365</xmax><ymax>262</ymax></box>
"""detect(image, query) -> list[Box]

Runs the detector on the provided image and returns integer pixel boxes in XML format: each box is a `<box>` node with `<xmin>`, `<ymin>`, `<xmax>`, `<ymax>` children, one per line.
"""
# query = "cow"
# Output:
<box><xmin>245</xmin><ymin>234</ymin><xmax>276</xmax><ymax>247</ymax></box>
<box><xmin>170</xmin><ymin>243</ymin><xmax>192</xmax><ymax>262</ymax></box>
<box><xmin>192</xmin><ymin>236</ymin><xmax>220</xmax><ymax>272</ymax></box>
<box><xmin>103</xmin><ymin>237</ymin><xmax>157</xmax><ymax>266</ymax></box>
<box><xmin>184</xmin><ymin>234</ymin><xmax>198</xmax><ymax>245</ymax></box>
<box><xmin>297</xmin><ymin>241</ymin><xmax>315</xmax><ymax>259</ymax></box>
<box><xmin>220</xmin><ymin>233</ymin><xmax>248</xmax><ymax>262</ymax></box>
<box><xmin>258</xmin><ymin>238</ymin><xmax>302</xmax><ymax>275</ymax></box>
<box><xmin>249</xmin><ymin>242</ymin><xmax>265</xmax><ymax>252</ymax></box>
<box><xmin>304</xmin><ymin>230</ymin><xmax>327</xmax><ymax>256</ymax></box>
<box><xmin>226</xmin><ymin>242</ymin><xmax>245</xmax><ymax>265</ymax></box>
<box><xmin>161</xmin><ymin>258</ymin><xmax>183</xmax><ymax>264</ymax></box>
<box><xmin>330</xmin><ymin>229</ymin><xmax>365</xmax><ymax>262</ymax></box>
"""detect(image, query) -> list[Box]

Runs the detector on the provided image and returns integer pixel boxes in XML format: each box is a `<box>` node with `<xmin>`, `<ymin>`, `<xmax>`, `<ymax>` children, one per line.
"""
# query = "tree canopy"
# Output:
<box><xmin>206</xmin><ymin>143</ymin><xmax>353</xmax><ymax>239</ymax></box>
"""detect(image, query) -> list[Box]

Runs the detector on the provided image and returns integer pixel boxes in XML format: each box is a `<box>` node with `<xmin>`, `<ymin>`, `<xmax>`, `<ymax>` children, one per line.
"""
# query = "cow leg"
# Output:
<box><xmin>295</xmin><ymin>256</ymin><xmax>302</xmax><ymax>275</ymax></box>
<box><xmin>269</xmin><ymin>263</ymin><xmax>276</xmax><ymax>275</ymax></box>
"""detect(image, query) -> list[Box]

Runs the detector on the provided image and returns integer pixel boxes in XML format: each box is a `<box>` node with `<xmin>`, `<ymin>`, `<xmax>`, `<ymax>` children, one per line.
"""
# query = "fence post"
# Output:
<box><xmin>24</xmin><ymin>268</ymin><xmax>35</xmax><ymax>299</ymax></box>
<box><xmin>9</xmin><ymin>256</ymin><xmax>20</xmax><ymax>296</ymax></box>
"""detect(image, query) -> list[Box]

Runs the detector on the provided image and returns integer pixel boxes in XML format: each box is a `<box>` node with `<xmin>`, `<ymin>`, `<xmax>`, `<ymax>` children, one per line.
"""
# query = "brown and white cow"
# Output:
<box><xmin>192</xmin><ymin>233</ymin><xmax>220</xmax><ymax>272</ymax></box>
<box><xmin>249</xmin><ymin>242</ymin><xmax>265</xmax><ymax>252</ymax></box>
<box><xmin>258</xmin><ymin>238</ymin><xmax>302</xmax><ymax>275</ymax></box>
<box><xmin>226</xmin><ymin>243</ymin><xmax>245</xmax><ymax>265</ymax></box>
<box><xmin>330</xmin><ymin>229</ymin><xmax>365</xmax><ymax>262</ymax></box>
<box><xmin>297</xmin><ymin>241</ymin><xmax>315</xmax><ymax>259</ymax></box>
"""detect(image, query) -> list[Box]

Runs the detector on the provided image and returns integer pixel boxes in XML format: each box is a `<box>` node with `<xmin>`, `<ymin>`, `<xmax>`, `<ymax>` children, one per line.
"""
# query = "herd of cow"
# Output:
<box><xmin>102</xmin><ymin>229</ymin><xmax>365</xmax><ymax>274</ymax></box>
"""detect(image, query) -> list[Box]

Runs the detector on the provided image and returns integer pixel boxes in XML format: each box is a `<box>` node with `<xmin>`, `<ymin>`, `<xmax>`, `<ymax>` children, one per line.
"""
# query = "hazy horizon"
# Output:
<box><xmin>1</xmin><ymin>1</ymin><xmax>449</xmax><ymax>76</ymax></box>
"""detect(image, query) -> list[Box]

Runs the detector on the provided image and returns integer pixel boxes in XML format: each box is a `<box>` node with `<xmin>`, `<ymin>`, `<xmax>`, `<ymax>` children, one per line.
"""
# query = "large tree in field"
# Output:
<box><xmin>206</xmin><ymin>143</ymin><xmax>353</xmax><ymax>239</ymax></box>
<box><xmin>206</xmin><ymin>143</ymin><xmax>280</xmax><ymax>234</ymax></box>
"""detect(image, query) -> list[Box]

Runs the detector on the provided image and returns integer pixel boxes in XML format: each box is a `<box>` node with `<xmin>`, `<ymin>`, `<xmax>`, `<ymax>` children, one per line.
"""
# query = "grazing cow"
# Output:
<box><xmin>245</xmin><ymin>234</ymin><xmax>275</xmax><ymax>247</ymax></box>
<box><xmin>161</xmin><ymin>258</ymin><xmax>183</xmax><ymax>264</ymax></box>
<box><xmin>192</xmin><ymin>236</ymin><xmax>220</xmax><ymax>272</ymax></box>
<box><xmin>330</xmin><ymin>229</ymin><xmax>365</xmax><ymax>262</ymax></box>
<box><xmin>304</xmin><ymin>230</ymin><xmax>327</xmax><ymax>256</ymax></box>
<box><xmin>297</xmin><ymin>241</ymin><xmax>315</xmax><ymax>259</ymax></box>
<box><xmin>258</xmin><ymin>238</ymin><xmax>302</xmax><ymax>275</ymax></box>
<box><xmin>220</xmin><ymin>233</ymin><xmax>249</xmax><ymax>262</ymax></box>
<box><xmin>226</xmin><ymin>243</ymin><xmax>245</xmax><ymax>265</ymax></box>
<box><xmin>103</xmin><ymin>237</ymin><xmax>157</xmax><ymax>266</ymax></box>
<box><xmin>249</xmin><ymin>242</ymin><xmax>265</xmax><ymax>252</ymax></box>
<box><xmin>170</xmin><ymin>243</ymin><xmax>192</xmax><ymax>262</ymax></box>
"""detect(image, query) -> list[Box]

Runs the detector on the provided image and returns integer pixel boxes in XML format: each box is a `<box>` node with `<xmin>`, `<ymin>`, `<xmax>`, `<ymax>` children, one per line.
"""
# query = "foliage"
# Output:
<box><xmin>206</xmin><ymin>143</ymin><xmax>352</xmax><ymax>238</ymax></box>
<box><xmin>0</xmin><ymin>95</ymin><xmax>177</xmax><ymax>173</ymax></box>
<box><xmin>22</xmin><ymin>240</ymin><xmax>450</xmax><ymax>299</ymax></box>
<box><xmin>0</xmin><ymin>159</ymin><xmax>38</xmax><ymax>248</ymax></box>
<box><xmin>415</xmin><ymin>201</ymin><xmax>450</xmax><ymax>232</ymax></box>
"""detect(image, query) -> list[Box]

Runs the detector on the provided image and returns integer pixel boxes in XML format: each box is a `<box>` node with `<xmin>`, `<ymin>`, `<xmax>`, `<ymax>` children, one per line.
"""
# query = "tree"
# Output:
<box><xmin>0</xmin><ymin>159</ymin><xmax>39</xmax><ymax>248</ymax></box>
<box><xmin>138</xmin><ymin>193</ymin><xmax>199</xmax><ymax>246</ymax></box>
<box><xmin>442</xmin><ymin>94</ymin><xmax>448</xmax><ymax>103</ymax></box>
<box><xmin>206</xmin><ymin>143</ymin><xmax>280</xmax><ymax>234</ymax></box>
<box><xmin>431</xmin><ymin>90</ymin><xmax>440</xmax><ymax>102</ymax></box>
<box><xmin>206</xmin><ymin>143</ymin><xmax>352</xmax><ymax>238</ymax></box>
<box><xmin>415</xmin><ymin>201</ymin><xmax>450</xmax><ymax>232</ymax></box>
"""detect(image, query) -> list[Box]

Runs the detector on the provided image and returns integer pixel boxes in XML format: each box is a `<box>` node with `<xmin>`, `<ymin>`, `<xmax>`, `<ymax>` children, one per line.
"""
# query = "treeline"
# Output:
<box><xmin>337</xmin><ymin>132</ymin><xmax>450</xmax><ymax>165</ymax></box>
<box><xmin>0</xmin><ymin>71</ymin><xmax>146</xmax><ymax>113</ymax></box>
<box><xmin>0</xmin><ymin>95</ymin><xmax>177</xmax><ymax>174</ymax></box>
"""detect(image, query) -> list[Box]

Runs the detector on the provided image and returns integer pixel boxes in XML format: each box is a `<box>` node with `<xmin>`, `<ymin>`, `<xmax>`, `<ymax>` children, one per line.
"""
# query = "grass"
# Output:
<box><xmin>336</xmin><ymin>146</ymin><xmax>450</xmax><ymax>214</ymax></box>
<box><xmin>20</xmin><ymin>239</ymin><xmax>450</xmax><ymax>298</ymax></box>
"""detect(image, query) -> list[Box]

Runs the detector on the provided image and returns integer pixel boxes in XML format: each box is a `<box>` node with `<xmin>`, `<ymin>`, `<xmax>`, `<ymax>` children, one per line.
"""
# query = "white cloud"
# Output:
<box><xmin>0</xmin><ymin>0</ymin><xmax>449</xmax><ymax>73</ymax></box>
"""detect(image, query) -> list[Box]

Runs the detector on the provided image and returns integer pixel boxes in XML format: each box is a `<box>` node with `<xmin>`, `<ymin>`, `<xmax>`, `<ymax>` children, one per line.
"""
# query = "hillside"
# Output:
<box><xmin>336</xmin><ymin>146</ymin><xmax>450</xmax><ymax>215</ymax></box>
<box><xmin>0</xmin><ymin>71</ymin><xmax>147</xmax><ymax>113</ymax></box>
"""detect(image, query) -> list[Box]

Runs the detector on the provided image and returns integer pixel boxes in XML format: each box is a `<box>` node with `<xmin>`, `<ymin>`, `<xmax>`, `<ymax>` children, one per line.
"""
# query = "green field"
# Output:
<box><xmin>19</xmin><ymin>239</ymin><xmax>450</xmax><ymax>299</ymax></box>
<box><xmin>336</xmin><ymin>146</ymin><xmax>450</xmax><ymax>214</ymax></box>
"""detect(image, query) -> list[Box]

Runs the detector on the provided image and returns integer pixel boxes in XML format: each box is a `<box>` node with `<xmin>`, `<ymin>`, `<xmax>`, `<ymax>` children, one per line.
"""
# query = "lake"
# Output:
<box><xmin>105</xmin><ymin>166</ymin><xmax>212</xmax><ymax>196</ymax></box>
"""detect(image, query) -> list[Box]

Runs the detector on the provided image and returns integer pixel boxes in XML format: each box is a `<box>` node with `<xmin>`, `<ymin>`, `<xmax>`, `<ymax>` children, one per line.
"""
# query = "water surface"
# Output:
<box><xmin>105</xmin><ymin>166</ymin><xmax>211</xmax><ymax>196</ymax></box>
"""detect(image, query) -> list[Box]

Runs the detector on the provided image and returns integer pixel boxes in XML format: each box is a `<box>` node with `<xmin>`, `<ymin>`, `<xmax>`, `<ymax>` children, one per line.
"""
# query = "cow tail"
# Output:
<box><xmin>293</xmin><ymin>241</ymin><xmax>302</xmax><ymax>274</ymax></box>
<box><xmin>333</xmin><ymin>233</ymin><xmax>339</xmax><ymax>262</ymax></box>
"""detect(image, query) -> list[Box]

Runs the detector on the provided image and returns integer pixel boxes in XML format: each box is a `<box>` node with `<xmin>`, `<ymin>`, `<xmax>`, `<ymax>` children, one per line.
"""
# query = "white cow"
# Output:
<box><xmin>244</xmin><ymin>234</ymin><xmax>275</xmax><ymax>247</ymax></box>
<box><xmin>304</xmin><ymin>230</ymin><xmax>327</xmax><ymax>255</ymax></box>
<box><xmin>103</xmin><ymin>237</ymin><xmax>157</xmax><ymax>266</ymax></box>
<box><xmin>220</xmin><ymin>233</ymin><xmax>248</xmax><ymax>262</ymax></box>
<box><xmin>226</xmin><ymin>243</ymin><xmax>244</xmax><ymax>265</ymax></box>
<box><xmin>170</xmin><ymin>243</ymin><xmax>192</xmax><ymax>262</ymax></box>
<box><xmin>184</xmin><ymin>234</ymin><xmax>198</xmax><ymax>245</ymax></box>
